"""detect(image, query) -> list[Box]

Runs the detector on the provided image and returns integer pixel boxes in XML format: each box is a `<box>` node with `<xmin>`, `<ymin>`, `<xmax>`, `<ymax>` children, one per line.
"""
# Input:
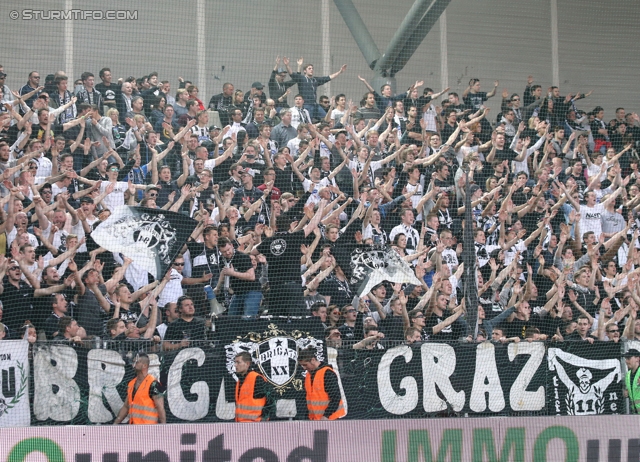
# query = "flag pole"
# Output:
<box><xmin>462</xmin><ymin>163</ymin><xmax>479</xmax><ymax>340</ymax></box>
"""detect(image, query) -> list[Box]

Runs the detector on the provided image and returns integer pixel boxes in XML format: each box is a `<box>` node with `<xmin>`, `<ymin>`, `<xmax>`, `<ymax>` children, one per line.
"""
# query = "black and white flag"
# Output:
<box><xmin>349</xmin><ymin>245</ymin><xmax>422</xmax><ymax>297</ymax></box>
<box><xmin>92</xmin><ymin>206</ymin><xmax>196</xmax><ymax>278</ymax></box>
<box><xmin>548</xmin><ymin>342</ymin><xmax>622</xmax><ymax>415</ymax></box>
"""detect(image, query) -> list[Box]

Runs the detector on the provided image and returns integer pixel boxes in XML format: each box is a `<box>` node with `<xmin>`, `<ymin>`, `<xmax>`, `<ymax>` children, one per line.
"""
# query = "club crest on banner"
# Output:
<box><xmin>256</xmin><ymin>337</ymin><xmax>298</xmax><ymax>386</ymax></box>
<box><xmin>225</xmin><ymin>323</ymin><xmax>323</xmax><ymax>394</ymax></box>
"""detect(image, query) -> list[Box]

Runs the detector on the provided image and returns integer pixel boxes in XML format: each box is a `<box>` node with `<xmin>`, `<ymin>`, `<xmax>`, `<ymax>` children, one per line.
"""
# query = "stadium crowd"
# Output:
<box><xmin>0</xmin><ymin>57</ymin><xmax>638</xmax><ymax>352</ymax></box>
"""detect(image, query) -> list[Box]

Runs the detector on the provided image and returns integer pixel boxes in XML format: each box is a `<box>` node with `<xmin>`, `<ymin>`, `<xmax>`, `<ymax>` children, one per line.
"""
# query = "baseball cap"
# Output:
<box><xmin>469</xmin><ymin>184</ymin><xmax>481</xmax><ymax>195</ymax></box>
<box><xmin>277</xmin><ymin>68</ymin><xmax>287</xmax><ymax>75</ymax></box>
<box><xmin>251</xmin><ymin>82</ymin><xmax>264</xmax><ymax>90</ymax></box>
<box><xmin>145</xmin><ymin>184</ymin><xmax>160</xmax><ymax>193</ymax></box>
<box><xmin>79</xmin><ymin>196</ymin><xmax>94</xmax><ymax>204</ymax></box>
<box><xmin>623</xmin><ymin>349</ymin><xmax>640</xmax><ymax>358</ymax></box>
<box><xmin>209</xmin><ymin>125</ymin><xmax>221</xmax><ymax>131</ymax></box>
<box><xmin>269</xmin><ymin>189</ymin><xmax>281</xmax><ymax>201</ymax></box>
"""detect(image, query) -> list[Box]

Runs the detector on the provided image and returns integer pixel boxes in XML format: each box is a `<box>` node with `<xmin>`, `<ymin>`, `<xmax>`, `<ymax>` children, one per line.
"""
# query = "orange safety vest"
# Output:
<box><xmin>304</xmin><ymin>365</ymin><xmax>345</xmax><ymax>420</ymax></box>
<box><xmin>127</xmin><ymin>374</ymin><xmax>159</xmax><ymax>424</ymax></box>
<box><xmin>235</xmin><ymin>371</ymin><xmax>267</xmax><ymax>422</ymax></box>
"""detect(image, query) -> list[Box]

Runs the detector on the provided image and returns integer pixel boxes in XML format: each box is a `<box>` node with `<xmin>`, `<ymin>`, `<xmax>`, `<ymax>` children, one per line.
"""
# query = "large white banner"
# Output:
<box><xmin>0</xmin><ymin>340</ymin><xmax>30</xmax><ymax>427</ymax></box>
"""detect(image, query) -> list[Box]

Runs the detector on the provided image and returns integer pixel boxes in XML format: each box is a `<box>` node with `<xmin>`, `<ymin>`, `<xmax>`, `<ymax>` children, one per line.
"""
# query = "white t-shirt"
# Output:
<box><xmin>287</xmin><ymin>137</ymin><xmax>304</xmax><ymax>158</ymax></box>
<box><xmin>42</xmin><ymin>222</ymin><xmax>69</xmax><ymax>252</ymax></box>
<box><xmin>504</xmin><ymin>240</ymin><xmax>527</xmax><ymax>266</ymax></box>
<box><xmin>21</xmin><ymin>261</ymin><xmax>38</xmax><ymax>284</ymax></box>
<box><xmin>114</xmin><ymin>254</ymin><xmax>148</xmax><ymax>291</ymax></box>
<box><xmin>302</xmin><ymin>177</ymin><xmax>331</xmax><ymax>205</ymax></box>
<box><xmin>587</xmin><ymin>162</ymin><xmax>607</xmax><ymax>182</ymax></box>
<box><xmin>441</xmin><ymin>248</ymin><xmax>459</xmax><ymax>271</ymax></box>
<box><xmin>405</xmin><ymin>182</ymin><xmax>424</xmax><ymax>218</ymax></box>
<box><xmin>475</xmin><ymin>244</ymin><xmax>501</xmax><ymax>267</ymax></box>
<box><xmin>512</xmin><ymin>151</ymin><xmax>530</xmax><ymax>177</ymax></box>
<box><xmin>223</xmin><ymin>122</ymin><xmax>246</xmax><ymax>140</ymax></box>
<box><xmin>203</xmin><ymin>158</ymin><xmax>220</xmax><ymax>171</ymax></box>
<box><xmin>330</xmin><ymin>109</ymin><xmax>345</xmax><ymax>122</ymax></box>
<box><xmin>209</xmin><ymin>208</ymin><xmax>221</xmax><ymax>226</ymax></box>
<box><xmin>35</xmin><ymin>155</ymin><xmax>53</xmax><ymax>179</ymax></box>
<box><xmin>100</xmin><ymin>181</ymin><xmax>129</xmax><ymax>211</ymax></box>
<box><xmin>51</xmin><ymin>183</ymin><xmax>68</xmax><ymax>198</ymax></box>
<box><xmin>72</xmin><ymin>215</ymin><xmax>99</xmax><ymax>252</ymax></box>
<box><xmin>157</xmin><ymin>323</ymin><xmax>169</xmax><ymax>340</ymax></box>
<box><xmin>579</xmin><ymin>203</ymin><xmax>605</xmax><ymax>239</ymax></box>
<box><xmin>319</xmin><ymin>138</ymin><xmax>334</xmax><ymax>159</ymax></box>
<box><xmin>157</xmin><ymin>269</ymin><xmax>184</xmax><ymax>308</ymax></box>
<box><xmin>457</xmin><ymin>145</ymin><xmax>479</xmax><ymax>167</ymax></box>
<box><xmin>7</xmin><ymin>227</ymin><xmax>38</xmax><ymax>248</ymax></box>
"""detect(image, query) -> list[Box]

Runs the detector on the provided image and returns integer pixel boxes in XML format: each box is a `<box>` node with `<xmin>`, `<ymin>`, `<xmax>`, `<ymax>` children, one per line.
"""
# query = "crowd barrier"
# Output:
<box><xmin>0</xmin><ymin>318</ymin><xmax>637</xmax><ymax>427</ymax></box>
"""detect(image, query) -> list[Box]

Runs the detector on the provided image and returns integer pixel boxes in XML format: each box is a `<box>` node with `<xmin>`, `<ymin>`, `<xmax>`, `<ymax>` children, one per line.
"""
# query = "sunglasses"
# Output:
<box><xmin>9</xmin><ymin>267</ymin><xmax>20</xmax><ymax>271</ymax></box>
<box><xmin>173</xmin><ymin>262</ymin><xmax>185</xmax><ymax>267</ymax></box>
<box><xmin>413</xmin><ymin>314</ymin><xmax>425</xmax><ymax>318</ymax></box>
<box><xmin>148</xmin><ymin>192</ymin><xmax>158</xmax><ymax>197</ymax></box>
<box><xmin>346</xmin><ymin>309</ymin><xmax>357</xmax><ymax>314</ymax></box>
<box><xmin>110</xmin><ymin>167</ymin><xmax>119</xmax><ymax>172</ymax></box>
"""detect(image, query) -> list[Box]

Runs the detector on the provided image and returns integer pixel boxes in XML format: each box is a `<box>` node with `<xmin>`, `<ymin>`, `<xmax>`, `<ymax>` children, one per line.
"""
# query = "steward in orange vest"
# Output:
<box><xmin>234</xmin><ymin>352</ymin><xmax>268</xmax><ymax>422</ymax></box>
<box><xmin>113</xmin><ymin>353</ymin><xmax>166</xmax><ymax>424</ymax></box>
<box><xmin>298</xmin><ymin>347</ymin><xmax>345</xmax><ymax>420</ymax></box>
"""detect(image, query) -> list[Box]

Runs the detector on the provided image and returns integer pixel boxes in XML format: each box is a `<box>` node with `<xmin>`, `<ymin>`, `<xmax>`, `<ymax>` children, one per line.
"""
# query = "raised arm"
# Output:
<box><xmin>329</xmin><ymin>64</ymin><xmax>347</xmax><ymax>81</ymax></box>
<box><xmin>32</xmin><ymin>196</ymin><xmax>51</xmax><ymax>231</ymax></box>
<box><xmin>466</xmin><ymin>108</ymin><xmax>488</xmax><ymax>127</ymax></box>
<box><xmin>357</xmin><ymin>75</ymin><xmax>375</xmax><ymax>93</ymax></box>
<box><xmin>486</xmin><ymin>80</ymin><xmax>499</xmax><ymax>98</ymax></box>
<box><xmin>303</xmin><ymin>199</ymin><xmax>327</xmax><ymax>237</ymax></box>
<box><xmin>560</xmin><ymin>183</ymin><xmax>580</xmax><ymax>212</ymax></box>
<box><xmin>286</xmin><ymin>153</ymin><xmax>307</xmax><ymax>183</ymax></box>
<box><xmin>176</xmin><ymin>152</ymin><xmax>190</xmax><ymax>187</ymax></box>
<box><xmin>327</xmin><ymin>157</ymin><xmax>348</xmax><ymax>181</ymax></box>
<box><xmin>154</xmin><ymin>141</ymin><xmax>176</xmax><ymax>164</ymax></box>
<box><xmin>602</xmin><ymin>186</ymin><xmax>623</xmax><ymax>210</ymax></box>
